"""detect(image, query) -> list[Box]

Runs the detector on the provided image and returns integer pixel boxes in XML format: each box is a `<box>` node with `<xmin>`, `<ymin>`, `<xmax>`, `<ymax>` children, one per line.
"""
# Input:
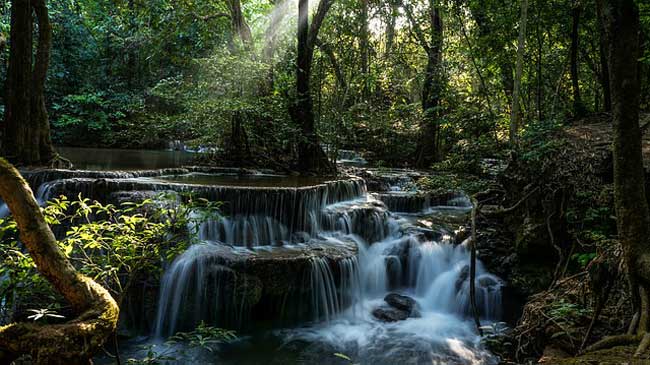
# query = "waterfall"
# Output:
<box><xmin>309</xmin><ymin>257</ymin><xmax>340</xmax><ymax>322</ymax></box>
<box><xmin>3</xmin><ymin>163</ymin><xmax>503</xmax><ymax>363</ymax></box>
<box><xmin>153</xmin><ymin>243</ymin><xmax>258</xmax><ymax>337</ymax></box>
<box><xmin>411</xmin><ymin>240</ymin><xmax>504</xmax><ymax>320</ymax></box>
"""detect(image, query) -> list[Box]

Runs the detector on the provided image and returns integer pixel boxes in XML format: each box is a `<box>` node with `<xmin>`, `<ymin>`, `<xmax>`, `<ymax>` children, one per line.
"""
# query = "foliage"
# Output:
<box><xmin>417</xmin><ymin>173</ymin><xmax>490</xmax><ymax>196</ymax></box>
<box><xmin>50</xmin><ymin>92</ymin><xmax>131</xmax><ymax>146</ymax></box>
<box><xmin>0</xmin><ymin>193</ymin><xmax>220</xmax><ymax>322</ymax></box>
<box><xmin>126</xmin><ymin>322</ymin><xmax>236</xmax><ymax>364</ymax></box>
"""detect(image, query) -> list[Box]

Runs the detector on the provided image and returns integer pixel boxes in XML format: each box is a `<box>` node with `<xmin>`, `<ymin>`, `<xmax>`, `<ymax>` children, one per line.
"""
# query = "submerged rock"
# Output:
<box><xmin>372</xmin><ymin>306</ymin><xmax>409</xmax><ymax>322</ymax></box>
<box><xmin>372</xmin><ymin>293</ymin><xmax>420</xmax><ymax>322</ymax></box>
<box><xmin>384</xmin><ymin>293</ymin><xmax>417</xmax><ymax>312</ymax></box>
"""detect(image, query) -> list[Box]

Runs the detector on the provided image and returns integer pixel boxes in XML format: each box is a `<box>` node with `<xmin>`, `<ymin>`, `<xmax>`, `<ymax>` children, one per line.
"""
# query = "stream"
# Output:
<box><xmin>7</xmin><ymin>148</ymin><xmax>503</xmax><ymax>364</ymax></box>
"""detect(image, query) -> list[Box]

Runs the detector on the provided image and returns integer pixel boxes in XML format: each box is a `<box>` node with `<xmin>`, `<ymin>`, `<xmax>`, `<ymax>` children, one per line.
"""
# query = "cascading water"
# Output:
<box><xmin>151</xmin><ymin>173</ymin><xmax>503</xmax><ymax>364</ymax></box>
<box><xmin>1</xmin><ymin>161</ymin><xmax>504</xmax><ymax>364</ymax></box>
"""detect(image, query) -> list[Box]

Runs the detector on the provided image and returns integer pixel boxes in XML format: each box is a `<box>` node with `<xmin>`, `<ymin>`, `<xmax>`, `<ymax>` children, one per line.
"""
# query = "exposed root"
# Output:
<box><xmin>584</xmin><ymin>334</ymin><xmax>642</xmax><ymax>353</ymax></box>
<box><xmin>0</xmin><ymin>159</ymin><xmax>118</xmax><ymax>363</ymax></box>
<box><xmin>48</xmin><ymin>153</ymin><xmax>73</xmax><ymax>169</ymax></box>
<box><xmin>635</xmin><ymin>332</ymin><xmax>650</xmax><ymax>357</ymax></box>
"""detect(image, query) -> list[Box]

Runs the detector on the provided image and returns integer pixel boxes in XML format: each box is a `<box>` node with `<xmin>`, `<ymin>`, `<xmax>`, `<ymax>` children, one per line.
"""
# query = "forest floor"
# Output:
<box><xmin>550</xmin><ymin>345</ymin><xmax>650</xmax><ymax>364</ymax></box>
<box><xmin>565</xmin><ymin>112</ymin><xmax>650</xmax><ymax>168</ymax></box>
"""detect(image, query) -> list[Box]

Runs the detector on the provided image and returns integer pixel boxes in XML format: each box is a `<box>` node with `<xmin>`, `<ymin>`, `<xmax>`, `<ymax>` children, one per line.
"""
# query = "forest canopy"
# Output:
<box><xmin>1</xmin><ymin>0</ymin><xmax>647</xmax><ymax>168</ymax></box>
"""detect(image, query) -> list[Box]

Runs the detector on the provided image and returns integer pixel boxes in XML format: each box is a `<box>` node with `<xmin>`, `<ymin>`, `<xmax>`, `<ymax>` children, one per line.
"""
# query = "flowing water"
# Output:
<box><xmin>0</xmin><ymin>155</ymin><xmax>503</xmax><ymax>364</ymax></box>
<box><xmin>150</xmin><ymin>177</ymin><xmax>502</xmax><ymax>364</ymax></box>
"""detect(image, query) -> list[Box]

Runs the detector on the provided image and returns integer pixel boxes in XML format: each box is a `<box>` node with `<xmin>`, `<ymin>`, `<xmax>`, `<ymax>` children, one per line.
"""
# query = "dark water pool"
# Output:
<box><xmin>57</xmin><ymin>147</ymin><xmax>195</xmax><ymax>171</ymax></box>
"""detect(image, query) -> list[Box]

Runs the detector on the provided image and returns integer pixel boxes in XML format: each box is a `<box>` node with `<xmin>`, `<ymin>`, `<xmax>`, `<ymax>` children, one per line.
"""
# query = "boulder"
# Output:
<box><xmin>372</xmin><ymin>293</ymin><xmax>421</xmax><ymax>322</ymax></box>
<box><xmin>372</xmin><ymin>307</ymin><xmax>409</xmax><ymax>322</ymax></box>
<box><xmin>384</xmin><ymin>293</ymin><xmax>416</xmax><ymax>312</ymax></box>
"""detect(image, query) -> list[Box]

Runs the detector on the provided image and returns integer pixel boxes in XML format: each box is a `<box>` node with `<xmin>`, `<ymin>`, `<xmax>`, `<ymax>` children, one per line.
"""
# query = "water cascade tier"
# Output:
<box><xmin>4</xmin><ymin>164</ymin><xmax>504</xmax><ymax>364</ymax></box>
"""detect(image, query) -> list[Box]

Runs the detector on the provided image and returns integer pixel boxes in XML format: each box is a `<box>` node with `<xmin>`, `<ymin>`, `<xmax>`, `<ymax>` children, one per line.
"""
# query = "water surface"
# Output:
<box><xmin>57</xmin><ymin>146</ymin><xmax>195</xmax><ymax>171</ymax></box>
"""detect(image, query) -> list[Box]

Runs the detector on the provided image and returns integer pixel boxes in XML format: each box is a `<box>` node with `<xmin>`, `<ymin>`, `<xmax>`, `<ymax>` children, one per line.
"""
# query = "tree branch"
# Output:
<box><xmin>307</xmin><ymin>0</ymin><xmax>334</xmax><ymax>52</ymax></box>
<box><xmin>402</xmin><ymin>0</ymin><xmax>431</xmax><ymax>54</ymax></box>
<box><xmin>315</xmin><ymin>38</ymin><xmax>347</xmax><ymax>90</ymax></box>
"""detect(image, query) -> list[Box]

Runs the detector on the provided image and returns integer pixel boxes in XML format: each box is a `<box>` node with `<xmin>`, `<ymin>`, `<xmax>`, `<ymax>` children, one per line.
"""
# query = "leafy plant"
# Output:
<box><xmin>0</xmin><ymin>193</ymin><xmax>220</xmax><ymax>321</ymax></box>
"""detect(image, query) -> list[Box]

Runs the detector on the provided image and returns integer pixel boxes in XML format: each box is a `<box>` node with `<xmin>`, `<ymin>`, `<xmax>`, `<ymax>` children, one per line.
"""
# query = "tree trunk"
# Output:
<box><xmin>570</xmin><ymin>1</ymin><xmax>585</xmax><ymax>118</ymax></box>
<box><xmin>3</xmin><ymin>0</ymin><xmax>58</xmax><ymax>166</ymax></box>
<box><xmin>385</xmin><ymin>0</ymin><xmax>398</xmax><ymax>55</ymax></box>
<box><xmin>227</xmin><ymin>0</ymin><xmax>253</xmax><ymax>48</ymax></box>
<box><xmin>600</xmin><ymin>0</ymin><xmax>650</xmax><ymax>345</ymax></box>
<box><xmin>413</xmin><ymin>0</ymin><xmax>443</xmax><ymax>168</ymax></box>
<box><xmin>293</xmin><ymin>0</ymin><xmax>334</xmax><ymax>174</ymax></box>
<box><xmin>32</xmin><ymin>0</ymin><xmax>56</xmax><ymax>163</ymax></box>
<box><xmin>535</xmin><ymin>0</ymin><xmax>543</xmax><ymax>121</ymax></box>
<box><xmin>0</xmin><ymin>159</ymin><xmax>119</xmax><ymax>364</ymax></box>
<box><xmin>316</xmin><ymin>38</ymin><xmax>347</xmax><ymax>91</ymax></box>
<box><xmin>510</xmin><ymin>0</ymin><xmax>528</xmax><ymax>144</ymax></box>
<box><xmin>596</xmin><ymin>2</ymin><xmax>612</xmax><ymax>112</ymax></box>
<box><xmin>3</xmin><ymin>0</ymin><xmax>32</xmax><ymax>163</ymax></box>
<box><xmin>360</xmin><ymin>0</ymin><xmax>369</xmax><ymax>98</ymax></box>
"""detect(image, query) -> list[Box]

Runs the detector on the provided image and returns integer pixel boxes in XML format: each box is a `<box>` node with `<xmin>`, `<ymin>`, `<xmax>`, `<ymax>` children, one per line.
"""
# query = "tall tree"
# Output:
<box><xmin>570</xmin><ymin>0</ymin><xmax>586</xmax><ymax>118</ymax></box>
<box><xmin>404</xmin><ymin>0</ymin><xmax>444</xmax><ymax>168</ymax></box>
<box><xmin>590</xmin><ymin>0</ymin><xmax>649</xmax><ymax>356</ymax></box>
<box><xmin>510</xmin><ymin>0</ymin><xmax>528</xmax><ymax>143</ymax></box>
<box><xmin>293</xmin><ymin>0</ymin><xmax>335</xmax><ymax>173</ymax></box>
<box><xmin>595</xmin><ymin>1</ymin><xmax>612</xmax><ymax>112</ymax></box>
<box><xmin>3</xmin><ymin>0</ymin><xmax>63</xmax><ymax>167</ymax></box>
<box><xmin>227</xmin><ymin>0</ymin><xmax>253</xmax><ymax>49</ymax></box>
<box><xmin>360</xmin><ymin>0</ymin><xmax>369</xmax><ymax>98</ymax></box>
<box><xmin>0</xmin><ymin>159</ymin><xmax>118</xmax><ymax>363</ymax></box>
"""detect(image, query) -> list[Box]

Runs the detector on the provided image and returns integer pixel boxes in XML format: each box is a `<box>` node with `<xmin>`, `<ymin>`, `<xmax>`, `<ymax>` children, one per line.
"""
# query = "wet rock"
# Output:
<box><xmin>373</xmin><ymin>293</ymin><xmax>420</xmax><ymax>322</ymax></box>
<box><xmin>384</xmin><ymin>293</ymin><xmax>416</xmax><ymax>312</ymax></box>
<box><xmin>478</xmin><ymin>276</ymin><xmax>500</xmax><ymax>289</ymax></box>
<box><xmin>372</xmin><ymin>306</ymin><xmax>410</xmax><ymax>322</ymax></box>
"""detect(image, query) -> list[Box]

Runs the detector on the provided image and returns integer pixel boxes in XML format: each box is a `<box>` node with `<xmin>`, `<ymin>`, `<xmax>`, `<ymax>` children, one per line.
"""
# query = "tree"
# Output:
<box><xmin>3</xmin><ymin>0</ymin><xmax>65</xmax><ymax>167</ymax></box>
<box><xmin>595</xmin><ymin>1</ymin><xmax>612</xmax><ymax>112</ymax></box>
<box><xmin>360</xmin><ymin>0</ymin><xmax>369</xmax><ymax>98</ymax></box>
<box><xmin>227</xmin><ymin>0</ymin><xmax>253</xmax><ymax>49</ymax></box>
<box><xmin>570</xmin><ymin>0</ymin><xmax>586</xmax><ymax>118</ymax></box>
<box><xmin>0</xmin><ymin>159</ymin><xmax>118</xmax><ymax>364</ymax></box>
<box><xmin>404</xmin><ymin>0</ymin><xmax>444</xmax><ymax>168</ymax></box>
<box><xmin>509</xmin><ymin>0</ymin><xmax>528</xmax><ymax>144</ymax></box>
<box><xmin>292</xmin><ymin>0</ymin><xmax>335</xmax><ymax>173</ymax></box>
<box><xmin>588</xmin><ymin>0</ymin><xmax>649</xmax><ymax>356</ymax></box>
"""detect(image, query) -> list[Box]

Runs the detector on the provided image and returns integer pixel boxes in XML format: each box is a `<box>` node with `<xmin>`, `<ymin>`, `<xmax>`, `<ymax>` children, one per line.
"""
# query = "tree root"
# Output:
<box><xmin>584</xmin><ymin>334</ymin><xmax>642</xmax><ymax>354</ymax></box>
<box><xmin>0</xmin><ymin>286</ymin><xmax>118</xmax><ymax>363</ymax></box>
<box><xmin>48</xmin><ymin>153</ymin><xmax>73</xmax><ymax>169</ymax></box>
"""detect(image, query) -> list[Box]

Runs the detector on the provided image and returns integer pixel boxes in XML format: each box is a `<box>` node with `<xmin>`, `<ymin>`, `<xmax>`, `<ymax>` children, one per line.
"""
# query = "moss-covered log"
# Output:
<box><xmin>0</xmin><ymin>159</ymin><xmax>119</xmax><ymax>364</ymax></box>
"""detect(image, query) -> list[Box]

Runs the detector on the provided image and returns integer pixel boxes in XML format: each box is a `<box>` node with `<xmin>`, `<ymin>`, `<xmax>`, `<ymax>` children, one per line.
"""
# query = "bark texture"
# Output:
<box><xmin>510</xmin><ymin>0</ymin><xmax>528</xmax><ymax>143</ymax></box>
<box><xmin>293</xmin><ymin>0</ymin><xmax>335</xmax><ymax>173</ymax></box>
<box><xmin>405</xmin><ymin>0</ymin><xmax>443</xmax><ymax>168</ymax></box>
<box><xmin>3</xmin><ymin>0</ymin><xmax>59</xmax><ymax>166</ymax></box>
<box><xmin>596</xmin><ymin>0</ymin><xmax>650</xmax><ymax>355</ymax></box>
<box><xmin>570</xmin><ymin>0</ymin><xmax>585</xmax><ymax>118</ymax></box>
<box><xmin>0</xmin><ymin>159</ymin><xmax>119</xmax><ymax>364</ymax></box>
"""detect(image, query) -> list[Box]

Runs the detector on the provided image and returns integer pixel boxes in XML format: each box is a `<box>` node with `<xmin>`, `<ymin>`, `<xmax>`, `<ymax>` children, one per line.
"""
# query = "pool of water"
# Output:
<box><xmin>57</xmin><ymin>147</ymin><xmax>195</xmax><ymax>171</ymax></box>
<box><xmin>156</xmin><ymin>173</ymin><xmax>328</xmax><ymax>188</ymax></box>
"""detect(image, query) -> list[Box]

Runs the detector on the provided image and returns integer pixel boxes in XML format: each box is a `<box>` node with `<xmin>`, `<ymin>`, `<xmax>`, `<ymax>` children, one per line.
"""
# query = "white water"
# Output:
<box><xmin>153</xmin><ymin>182</ymin><xmax>502</xmax><ymax>364</ymax></box>
<box><xmin>0</xmin><ymin>165</ymin><xmax>502</xmax><ymax>364</ymax></box>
